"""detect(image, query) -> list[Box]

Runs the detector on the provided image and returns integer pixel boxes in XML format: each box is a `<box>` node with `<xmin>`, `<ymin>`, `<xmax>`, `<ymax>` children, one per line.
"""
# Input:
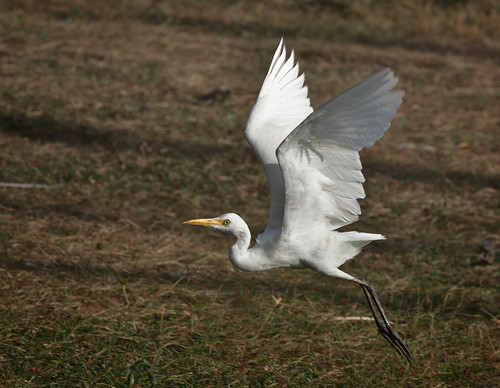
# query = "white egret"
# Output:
<box><xmin>184</xmin><ymin>39</ymin><xmax>414</xmax><ymax>367</ymax></box>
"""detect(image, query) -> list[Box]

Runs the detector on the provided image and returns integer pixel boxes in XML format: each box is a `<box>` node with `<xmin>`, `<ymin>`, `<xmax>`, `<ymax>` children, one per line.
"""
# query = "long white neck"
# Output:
<box><xmin>228</xmin><ymin>222</ymin><xmax>253</xmax><ymax>271</ymax></box>
<box><xmin>226</xmin><ymin>215</ymin><xmax>280</xmax><ymax>272</ymax></box>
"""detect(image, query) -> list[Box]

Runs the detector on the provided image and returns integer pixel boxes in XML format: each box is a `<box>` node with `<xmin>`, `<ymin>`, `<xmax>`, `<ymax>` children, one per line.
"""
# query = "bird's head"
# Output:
<box><xmin>183</xmin><ymin>213</ymin><xmax>247</xmax><ymax>236</ymax></box>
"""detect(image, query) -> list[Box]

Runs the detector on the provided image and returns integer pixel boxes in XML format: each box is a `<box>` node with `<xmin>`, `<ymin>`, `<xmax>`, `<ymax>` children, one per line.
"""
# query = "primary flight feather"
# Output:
<box><xmin>184</xmin><ymin>39</ymin><xmax>414</xmax><ymax>367</ymax></box>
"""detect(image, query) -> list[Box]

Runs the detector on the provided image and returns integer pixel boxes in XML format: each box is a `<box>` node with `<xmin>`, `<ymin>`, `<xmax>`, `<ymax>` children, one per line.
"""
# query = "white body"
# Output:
<box><xmin>184</xmin><ymin>41</ymin><xmax>415</xmax><ymax>366</ymax></box>
<box><xmin>221</xmin><ymin>213</ymin><xmax>382</xmax><ymax>280</ymax></box>
<box><xmin>187</xmin><ymin>39</ymin><xmax>403</xmax><ymax>281</ymax></box>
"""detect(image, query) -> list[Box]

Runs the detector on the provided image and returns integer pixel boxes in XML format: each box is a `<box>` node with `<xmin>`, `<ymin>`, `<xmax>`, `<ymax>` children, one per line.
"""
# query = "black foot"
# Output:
<box><xmin>354</xmin><ymin>277</ymin><xmax>415</xmax><ymax>368</ymax></box>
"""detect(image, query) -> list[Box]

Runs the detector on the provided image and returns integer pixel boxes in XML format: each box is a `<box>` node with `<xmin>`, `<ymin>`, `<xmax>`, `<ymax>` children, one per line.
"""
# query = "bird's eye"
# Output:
<box><xmin>222</xmin><ymin>219</ymin><xmax>231</xmax><ymax>226</ymax></box>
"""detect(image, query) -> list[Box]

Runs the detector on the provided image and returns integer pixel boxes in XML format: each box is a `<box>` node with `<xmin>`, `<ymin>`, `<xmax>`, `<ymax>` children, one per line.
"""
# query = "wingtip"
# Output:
<box><xmin>268</xmin><ymin>38</ymin><xmax>286</xmax><ymax>75</ymax></box>
<box><xmin>277</xmin><ymin>37</ymin><xmax>285</xmax><ymax>56</ymax></box>
<box><xmin>383</xmin><ymin>67</ymin><xmax>400</xmax><ymax>87</ymax></box>
<box><xmin>382</xmin><ymin>68</ymin><xmax>405</xmax><ymax>103</ymax></box>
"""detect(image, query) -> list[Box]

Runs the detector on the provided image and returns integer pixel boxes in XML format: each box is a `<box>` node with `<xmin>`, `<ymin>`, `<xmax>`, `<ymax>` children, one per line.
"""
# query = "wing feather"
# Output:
<box><xmin>245</xmin><ymin>40</ymin><xmax>313</xmax><ymax>234</ymax></box>
<box><xmin>286</xmin><ymin>69</ymin><xmax>403</xmax><ymax>150</ymax></box>
<box><xmin>277</xmin><ymin>69</ymin><xmax>403</xmax><ymax>234</ymax></box>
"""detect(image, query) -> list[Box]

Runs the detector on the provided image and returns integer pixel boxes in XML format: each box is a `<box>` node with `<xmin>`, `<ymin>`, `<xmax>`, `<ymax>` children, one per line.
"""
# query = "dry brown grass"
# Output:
<box><xmin>0</xmin><ymin>0</ymin><xmax>499</xmax><ymax>386</ymax></box>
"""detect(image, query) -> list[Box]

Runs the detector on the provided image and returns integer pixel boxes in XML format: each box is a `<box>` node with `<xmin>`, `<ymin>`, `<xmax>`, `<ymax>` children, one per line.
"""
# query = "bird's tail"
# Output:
<box><xmin>343</xmin><ymin>231</ymin><xmax>385</xmax><ymax>250</ymax></box>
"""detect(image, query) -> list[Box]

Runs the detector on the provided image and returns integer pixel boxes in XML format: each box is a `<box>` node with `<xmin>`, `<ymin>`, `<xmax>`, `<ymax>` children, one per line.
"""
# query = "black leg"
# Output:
<box><xmin>354</xmin><ymin>277</ymin><xmax>415</xmax><ymax>368</ymax></box>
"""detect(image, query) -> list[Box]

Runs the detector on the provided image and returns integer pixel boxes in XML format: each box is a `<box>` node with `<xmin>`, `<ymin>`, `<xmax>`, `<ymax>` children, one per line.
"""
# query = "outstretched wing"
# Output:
<box><xmin>245</xmin><ymin>39</ymin><xmax>313</xmax><ymax>233</ymax></box>
<box><xmin>277</xmin><ymin>68</ymin><xmax>403</xmax><ymax>236</ymax></box>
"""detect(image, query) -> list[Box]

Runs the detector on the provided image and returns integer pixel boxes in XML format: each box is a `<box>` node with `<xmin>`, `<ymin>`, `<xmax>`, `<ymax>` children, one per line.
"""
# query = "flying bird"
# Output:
<box><xmin>184</xmin><ymin>39</ymin><xmax>414</xmax><ymax>367</ymax></box>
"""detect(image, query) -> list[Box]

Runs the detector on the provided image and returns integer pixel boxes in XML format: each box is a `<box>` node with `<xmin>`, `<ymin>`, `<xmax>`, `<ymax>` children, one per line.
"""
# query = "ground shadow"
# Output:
<box><xmin>146</xmin><ymin>9</ymin><xmax>500</xmax><ymax>61</ymax></box>
<box><xmin>0</xmin><ymin>110</ymin><xmax>235</xmax><ymax>160</ymax></box>
<box><xmin>3</xmin><ymin>109</ymin><xmax>498</xmax><ymax>191</ymax></box>
<box><xmin>11</xmin><ymin>1</ymin><xmax>498</xmax><ymax>61</ymax></box>
<box><xmin>363</xmin><ymin>157</ymin><xmax>499</xmax><ymax>191</ymax></box>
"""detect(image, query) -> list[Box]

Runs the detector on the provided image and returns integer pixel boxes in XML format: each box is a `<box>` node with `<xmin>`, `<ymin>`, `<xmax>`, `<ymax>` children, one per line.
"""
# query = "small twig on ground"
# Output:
<box><xmin>332</xmin><ymin>316</ymin><xmax>376</xmax><ymax>322</ymax></box>
<box><xmin>0</xmin><ymin>182</ymin><xmax>58</xmax><ymax>189</ymax></box>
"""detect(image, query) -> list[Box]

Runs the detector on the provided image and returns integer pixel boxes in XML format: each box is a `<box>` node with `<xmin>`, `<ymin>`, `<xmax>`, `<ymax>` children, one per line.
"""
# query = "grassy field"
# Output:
<box><xmin>0</xmin><ymin>0</ymin><xmax>499</xmax><ymax>386</ymax></box>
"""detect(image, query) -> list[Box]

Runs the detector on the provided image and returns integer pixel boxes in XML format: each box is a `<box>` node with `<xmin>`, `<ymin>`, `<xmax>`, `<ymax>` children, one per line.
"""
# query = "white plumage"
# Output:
<box><xmin>184</xmin><ymin>39</ymin><xmax>414</xmax><ymax>367</ymax></box>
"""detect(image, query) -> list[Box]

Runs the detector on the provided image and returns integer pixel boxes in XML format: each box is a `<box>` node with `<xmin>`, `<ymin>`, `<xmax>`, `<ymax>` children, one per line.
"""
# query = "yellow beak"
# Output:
<box><xmin>183</xmin><ymin>218</ymin><xmax>223</xmax><ymax>227</ymax></box>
